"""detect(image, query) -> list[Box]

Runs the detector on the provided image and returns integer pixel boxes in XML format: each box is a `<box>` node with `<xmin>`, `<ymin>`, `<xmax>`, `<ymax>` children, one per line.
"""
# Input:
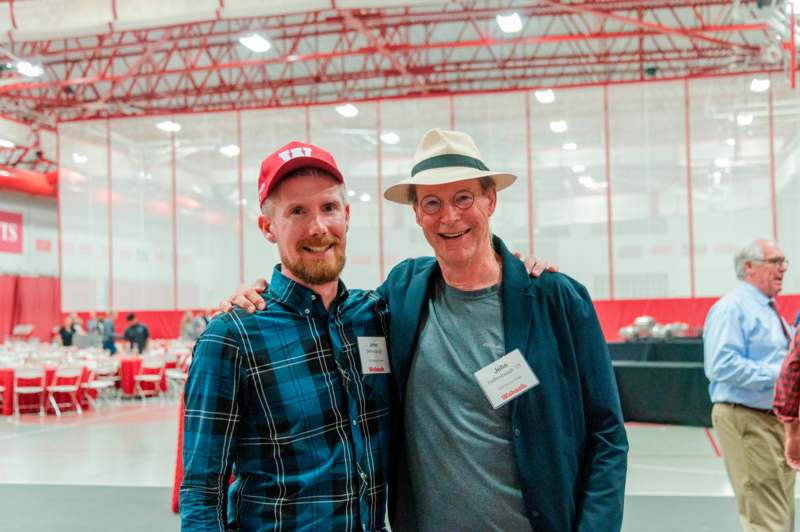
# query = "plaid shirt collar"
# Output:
<box><xmin>268</xmin><ymin>265</ymin><xmax>350</xmax><ymax>318</ymax></box>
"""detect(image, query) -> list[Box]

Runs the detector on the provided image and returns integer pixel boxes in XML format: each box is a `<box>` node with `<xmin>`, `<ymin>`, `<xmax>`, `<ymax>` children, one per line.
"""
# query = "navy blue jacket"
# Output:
<box><xmin>377</xmin><ymin>235</ymin><xmax>628</xmax><ymax>532</ymax></box>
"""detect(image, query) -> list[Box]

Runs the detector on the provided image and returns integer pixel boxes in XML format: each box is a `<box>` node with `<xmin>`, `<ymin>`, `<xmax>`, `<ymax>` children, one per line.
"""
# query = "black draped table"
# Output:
<box><xmin>608</xmin><ymin>339</ymin><xmax>712</xmax><ymax>427</ymax></box>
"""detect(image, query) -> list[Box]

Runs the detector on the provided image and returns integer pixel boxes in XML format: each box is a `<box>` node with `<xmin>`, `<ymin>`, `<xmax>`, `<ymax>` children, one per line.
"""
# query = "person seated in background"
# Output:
<box><xmin>58</xmin><ymin>315</ymin><xmax>76</xmax><ymax>347</ymax></box>
<box><xmin>102</xmin><ymin>311</ymin><xmax>118</xmax><ymax>355</ymax></box>
<box><xmin>123</xmin><ymin>313</ymin><xmax>149</xmax><ymax>354</ymax></box>
<box><xmin>179</xmin><ymin>311</ymin><xmax>195</xmax><ymax>341</ymax></box>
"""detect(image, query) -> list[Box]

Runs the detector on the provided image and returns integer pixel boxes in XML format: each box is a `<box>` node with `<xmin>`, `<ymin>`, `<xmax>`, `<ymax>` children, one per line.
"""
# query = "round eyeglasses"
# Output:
<box><xmin>419</xmin><ymin>190</ymin><xmax>475</xmax><ymax>215</ymax></box>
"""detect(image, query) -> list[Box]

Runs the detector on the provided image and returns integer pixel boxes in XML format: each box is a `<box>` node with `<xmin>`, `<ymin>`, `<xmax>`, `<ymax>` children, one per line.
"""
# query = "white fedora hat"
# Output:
<box><xmin>383</xmin><ymin>128</ymin><xmax>517</xmax><ymax>204</ymax></box>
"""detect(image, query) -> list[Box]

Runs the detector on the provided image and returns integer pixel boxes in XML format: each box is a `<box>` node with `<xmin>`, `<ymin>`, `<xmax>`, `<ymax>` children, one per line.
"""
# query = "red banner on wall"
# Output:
<box><xmin>0</xmin><ymin>211</ymin><xmax>22</xmax><ymax>254</ymax></box>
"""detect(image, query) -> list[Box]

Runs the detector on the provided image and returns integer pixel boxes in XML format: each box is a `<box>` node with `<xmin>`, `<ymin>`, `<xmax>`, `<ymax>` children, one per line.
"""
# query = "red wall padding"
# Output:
<box><xmin>595</xmin><ymin>295</ymin><xmax>800</xmax><ymax>341</ymax></box>
<box><xmin>2</xmin><ymin>276</ymin><xmax>799</xmax><ymax>344</ymax></box>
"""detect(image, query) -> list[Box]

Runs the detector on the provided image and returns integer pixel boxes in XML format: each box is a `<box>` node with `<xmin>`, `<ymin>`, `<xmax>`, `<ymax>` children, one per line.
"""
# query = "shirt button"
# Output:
<box><xmin>531</xmin><ymin>510</ymin><xmax>540</xmax><ymax>518</ymax></box>
<box><xmin>304</xmin><ymin>309</ymin><xmax>310</xmax><ymax>315</ymax></box>
<box><xmin>311</xmin><ymin>295</ymin><xmax>316</xmax><ymax>300</ymax></box>
<box><xmin>360</xmin><ymin>472</ymin><xmax>367</xmax><ymax>480</ymax></box>
<box><xmin>352</xmin><ymin>419</ymin><xmax>358</xmax><ymax>426</ymax></box>
<box><xmin>514</xmin><ymin>428</ymin><xmax>521</xmax><ymax>437</ymax></box>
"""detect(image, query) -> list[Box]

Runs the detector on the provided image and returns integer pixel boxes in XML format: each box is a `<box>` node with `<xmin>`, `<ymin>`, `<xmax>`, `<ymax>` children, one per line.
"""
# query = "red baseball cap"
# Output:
<box><xmin>257</xmin><ymin>141</ymin><xmax>345</xmax><ymax>206</ymax></box>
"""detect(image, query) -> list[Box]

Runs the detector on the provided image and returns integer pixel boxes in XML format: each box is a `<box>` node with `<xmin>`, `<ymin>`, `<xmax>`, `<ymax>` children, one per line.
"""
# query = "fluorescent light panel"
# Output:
<box><xmin>496</xmin><ymin>13</ymin><xmax>523</xmax><ymax>33</ymax></box>
<box><xmin>239</xmin><ymin>34</ymin><xmax>271</xmax><ymax>53</ymax></box>
<box><xmin>534</xmin><ymin>90</ymin><xmax>555</xmax><ymax>104</ymax></box>
<box><xmin>380</xmin><ymin>132</ymin><xmax>400</xmax><ymax>145</ymax></box>
<box><xmin>219</xmin><ymin>144</ymin><xmax>241</xmax><ymax>157</ymax></box>
<box><xmin>336</xmin><ymin>104</ymin><xmax>359</xmax><ymax>118</ymax></box>
<box><xmin>157</xmin><ymin>120</ymin><xmax>182</xmax><ymax>132</ymax></box>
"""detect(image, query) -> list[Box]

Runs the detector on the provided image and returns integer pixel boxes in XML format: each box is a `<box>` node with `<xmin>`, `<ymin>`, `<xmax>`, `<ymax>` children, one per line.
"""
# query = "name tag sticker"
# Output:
<box><xmin>357</xmin><ymin>337</ymin><xmax>391</xmax><ymax>374</ymax></box>
<box><xmin>474</xmin><ymin>349</ymin><xmax>539</xmax><ymax>409</ymax></box>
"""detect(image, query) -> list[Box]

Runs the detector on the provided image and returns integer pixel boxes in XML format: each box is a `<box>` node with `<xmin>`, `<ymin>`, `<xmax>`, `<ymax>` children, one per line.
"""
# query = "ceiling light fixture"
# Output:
<box><xmin>16</xmin><ymin>60</ymin><xmax>43</xmax><ymax>77</ymax></box>
<box><xmin>0</xmin><ymin>138</ymin><xmax>14</xmax><ymax>149</ymax></box>
<box><xmin>238</xmin><ymin>34</ymin><xmax>271</xmax><ymax>53</ymax></box>
<box><xmin>534</xmin><ymin>90</ymin><xmax>555</xmax><ymax>104</ymax></box>
<box><xmin>359</xmin><ymin>193</ymin><xmax>371</xmax><ymax>202</ymax></box>
<box><xmin>562</xmin><ymin>142</ymin><xmax>577</xmax><ymax>150</ymax></box>
<box><xmin>335</xmin><ymin>103</ymin><xmax>359</xmax><ymax>118</ymax></box>
<box><xmin>749</xmin><ymin>78</ymin><xmax>770</xmax><ymax>92</ymax></box>
<box><xmin>72</xmin><ymin>152</ymin><xmax>88</xmax><ymax>164</ymax></box>
<box><xmin>380</xmin><ymin>132</ymin><xmax>400</xmax><ymax>145</ymax></box>
<box><xmin>496</xmin><ymin>13</ymin><xmax>523</xmax><ymax>33</ymax></box>
<box><xmin>549</xmin><ymin>120</ymin><xmax>568</xmax><ymax>133</ymax></box>
<box><xmin>219</xmin><ymin>144</ymin><xmax>241</xmax><ymax>157</ymax></box>
<box><xmin>157</xmin><ymin>120</ymin><xmax>182</xmax><ymax>133</ymax></box>
<box><xmin>572</xmin><ymin>164</ymin><xmax>585</xmax><ymax>173</ymax></box>
<box><xmin>735</xmin><ymin>113</ymin><xmax>753</xmax><ymax>126</ymax></box>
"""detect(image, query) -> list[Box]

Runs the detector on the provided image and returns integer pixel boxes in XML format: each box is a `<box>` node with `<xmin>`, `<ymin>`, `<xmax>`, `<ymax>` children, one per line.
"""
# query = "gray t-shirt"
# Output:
<box><xmin>404</xmin><ymin>274</ymin><xmax>532</xmax><ymax>532</ymax></box>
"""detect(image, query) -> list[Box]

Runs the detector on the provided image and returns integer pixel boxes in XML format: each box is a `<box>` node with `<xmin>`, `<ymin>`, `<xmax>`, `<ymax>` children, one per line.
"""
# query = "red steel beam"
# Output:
<box><xmin>537</xmin><ymin>0</ymin><xmax>759</xmax><ymax>51</ymax></box>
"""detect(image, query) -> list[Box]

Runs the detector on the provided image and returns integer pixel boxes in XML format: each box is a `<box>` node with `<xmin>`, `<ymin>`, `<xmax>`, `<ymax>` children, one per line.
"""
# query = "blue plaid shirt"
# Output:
<box><xmin>181</xmin><ymin>266</ymin><xmax>391</xmax><ymax>531</ymax></box>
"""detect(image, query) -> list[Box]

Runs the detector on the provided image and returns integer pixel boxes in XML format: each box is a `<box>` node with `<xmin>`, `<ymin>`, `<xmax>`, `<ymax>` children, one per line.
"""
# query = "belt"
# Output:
<box><xmin>719</xmin><ymin>402</ymin><xmax>776</xmax><ymax>416</ymax></box>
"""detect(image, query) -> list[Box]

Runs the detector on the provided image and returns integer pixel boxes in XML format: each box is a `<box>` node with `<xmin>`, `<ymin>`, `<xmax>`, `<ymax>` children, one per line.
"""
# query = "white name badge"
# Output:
<box><xmin>357</xmin><ymin>337</ymin><xmax>391</xmax><ymax>374</ymax></box>
<box><xmin>474</xmin><ymin>349</ymin><xmax>539</xmax><ymax>409</ymax></box>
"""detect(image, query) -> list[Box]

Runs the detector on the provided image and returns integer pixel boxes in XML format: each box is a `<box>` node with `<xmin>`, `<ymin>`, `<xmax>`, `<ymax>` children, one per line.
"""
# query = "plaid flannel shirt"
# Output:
<box><xmin>774</xmin><ymin>327</ymin><xmax>800</xmax><ymax>422</ymax></box>
<box><xmin>180</xmin><ymin>266</ymin><xmax>391</xmax><ymax>531</ymax></box>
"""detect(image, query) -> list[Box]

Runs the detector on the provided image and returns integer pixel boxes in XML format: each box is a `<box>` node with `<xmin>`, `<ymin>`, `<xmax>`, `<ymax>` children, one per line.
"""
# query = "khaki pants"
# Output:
<box><xmin>712</xmin><ymin>403</ymin><xmax>796</xmax><ymax>532</ymax></box>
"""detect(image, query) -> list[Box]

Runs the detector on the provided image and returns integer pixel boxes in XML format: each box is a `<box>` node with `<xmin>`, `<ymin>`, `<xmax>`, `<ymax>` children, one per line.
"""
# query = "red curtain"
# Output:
<box><xmin>0</xmin><ymin>275</ymin><xmax>61</xmax><ymax>342</ymax></box>
<box><xmin>0</xmin><ymin>276</ymin><xmax>17</xmax><ymax>341</ymax></box>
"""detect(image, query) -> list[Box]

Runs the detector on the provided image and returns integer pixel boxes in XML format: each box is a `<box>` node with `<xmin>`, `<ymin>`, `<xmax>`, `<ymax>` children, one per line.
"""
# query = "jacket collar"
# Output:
<box><xmin>492</xmin><ymin>235</ymin><xmax>535</xmax><ymax>357</ymax></box>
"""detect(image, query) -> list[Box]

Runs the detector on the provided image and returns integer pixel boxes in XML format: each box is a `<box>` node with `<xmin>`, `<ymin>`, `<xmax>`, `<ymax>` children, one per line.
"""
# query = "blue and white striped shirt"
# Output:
<box><xmin>181</xmin><ymin>266</ymin><xmax>391</xmax><ymax>531</ymax></box>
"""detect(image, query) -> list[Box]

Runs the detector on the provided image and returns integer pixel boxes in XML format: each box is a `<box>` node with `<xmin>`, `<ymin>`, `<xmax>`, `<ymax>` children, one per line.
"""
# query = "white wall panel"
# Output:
<box><xmin>56</xmin><ymin>74</ymin><xmax>800</xmax><ymax>310</ymax></box>
<box><xmin>530</xmin><ymin>87</ymin><xmax>610</xmax><ymax>298</ymax></box>
<box><xmin>608</xmin><ymin>81</ymin><xmax>691</xmax><ymax>298</ymax></box>
<box><xmin>109</xmin><ymin>117</ymin><xmax>174</xmax><ymax>310</ymax></box>
<box><xmin>58</xmin><ymin>120</ymin><xmax>110</xmax><ymax>312</ymax></box>
<box><xmin>689</xmin><ymin>77</ymin><xmax>772</xmax><ymax>296</ymax></box>
<box><xmin>174</xmin><ymin>113</ymin><xmax>240</xmax><ymax>310</ymax></box>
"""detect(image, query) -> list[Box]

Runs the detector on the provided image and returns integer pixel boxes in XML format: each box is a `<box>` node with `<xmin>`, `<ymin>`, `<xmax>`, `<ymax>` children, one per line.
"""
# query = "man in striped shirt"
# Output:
<box><xmin>180</xmin><ymin>142</ymin><xmax>391</xmax><ymax>531</ymax></box>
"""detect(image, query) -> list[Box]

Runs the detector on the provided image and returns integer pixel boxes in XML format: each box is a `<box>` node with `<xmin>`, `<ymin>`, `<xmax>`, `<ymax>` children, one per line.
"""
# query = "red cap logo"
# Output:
<box><xmin>258</xmin><ymin>141</ymin><xmax>345</xmax><ymax>206</ymax></box>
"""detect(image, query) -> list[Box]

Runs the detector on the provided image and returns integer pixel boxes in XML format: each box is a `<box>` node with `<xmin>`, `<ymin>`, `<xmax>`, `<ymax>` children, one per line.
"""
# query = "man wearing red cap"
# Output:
<box><xmin>220</xmin><ymin>129</ymin><xmax>625</xmax><ymax>532</ymax></box>
<box><xmin>181</xmin><ymin>141</ymin><xmax>392</xmax><ymax>531</ymax></box>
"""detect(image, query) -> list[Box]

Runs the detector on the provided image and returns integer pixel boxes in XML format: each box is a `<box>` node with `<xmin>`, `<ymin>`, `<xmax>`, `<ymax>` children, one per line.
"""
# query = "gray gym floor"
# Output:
<box><xmin>0</xmin><ymin>403</ymin><xmax>794</xmax><ymax>531</ymax></box>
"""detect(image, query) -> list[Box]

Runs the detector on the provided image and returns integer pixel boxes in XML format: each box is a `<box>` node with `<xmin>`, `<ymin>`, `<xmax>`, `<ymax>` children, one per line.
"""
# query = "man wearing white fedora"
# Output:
<box><xmin>223</xmin><ymin>128</ymin><xmax>627</xmax><ymax>531</ymax></box>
